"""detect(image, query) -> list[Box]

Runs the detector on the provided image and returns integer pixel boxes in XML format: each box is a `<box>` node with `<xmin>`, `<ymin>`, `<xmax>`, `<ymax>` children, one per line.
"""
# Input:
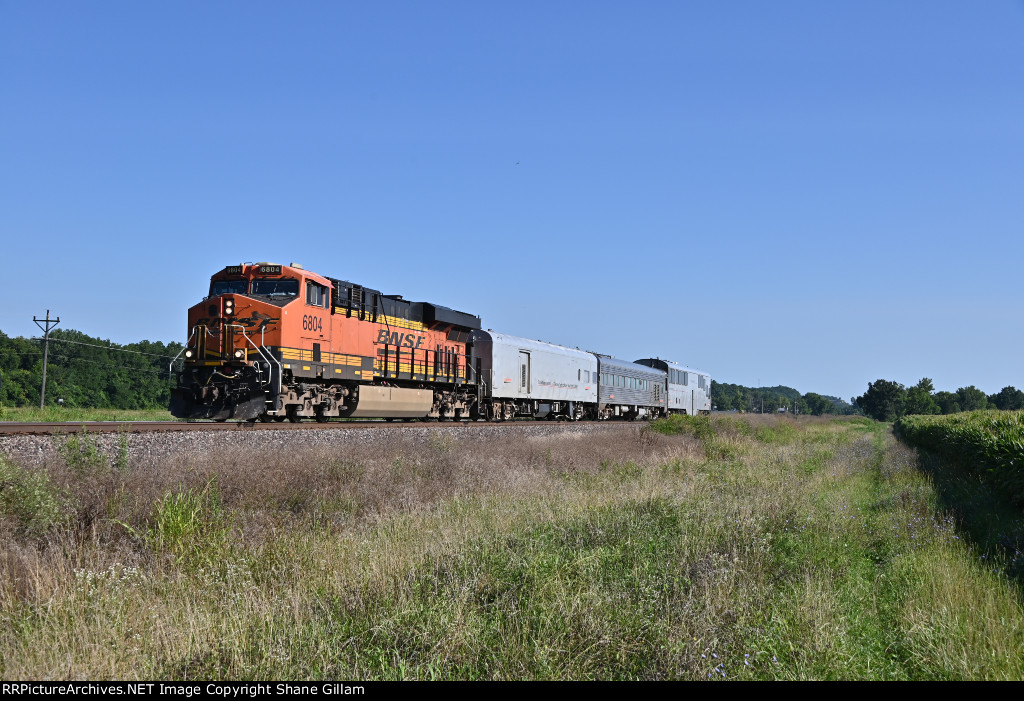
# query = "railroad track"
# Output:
<box><xmin>0</xmin><ymin>419</ymin><xmax>611</xmax><ymax>436</ymax></box>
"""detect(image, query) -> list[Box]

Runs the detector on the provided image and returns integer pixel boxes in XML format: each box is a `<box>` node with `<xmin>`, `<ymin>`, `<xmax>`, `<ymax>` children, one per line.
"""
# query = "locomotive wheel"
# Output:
<box><xmin>258</xmin><ymin>413</ymin><xmax>273</xmax><ymax>423</ymax></box>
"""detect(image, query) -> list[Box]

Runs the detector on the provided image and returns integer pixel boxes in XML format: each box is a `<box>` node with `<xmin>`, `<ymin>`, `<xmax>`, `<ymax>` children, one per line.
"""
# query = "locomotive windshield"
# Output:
<box><xmin>251</xmin><ymin>278</ymin><xmax>299</xmax><ymax>298</ymax></box>
<box><xmin>210</xmin><ymin>279</ymin><xmax>249</xmax><ymax>296</ymax></box>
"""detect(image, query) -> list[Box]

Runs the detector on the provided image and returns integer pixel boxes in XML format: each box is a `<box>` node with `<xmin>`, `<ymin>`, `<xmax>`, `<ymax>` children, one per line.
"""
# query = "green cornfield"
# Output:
<box><xmin>895</xmin><ymin>411</ymin><xmax>1024</xmax><ymax>504</ymax></box>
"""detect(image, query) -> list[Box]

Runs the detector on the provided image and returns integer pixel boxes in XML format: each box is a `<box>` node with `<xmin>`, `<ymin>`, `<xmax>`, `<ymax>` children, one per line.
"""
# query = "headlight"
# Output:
<box><xmin>234</xmin><ymin>349</ymin><xmax>244</xmax><ymax>359</ymax></box>
<box><xmin>184</xmin><ymin>349</ymin><xmax>194</xmax><ymax>359</ymax></box>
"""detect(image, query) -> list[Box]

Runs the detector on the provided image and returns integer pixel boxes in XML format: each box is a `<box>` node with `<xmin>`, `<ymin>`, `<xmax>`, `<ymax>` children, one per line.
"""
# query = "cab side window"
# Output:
<box><xmin>306</xmin><ymin>282</ymin><xmax>329</xmax><ymax>308</ymax></box>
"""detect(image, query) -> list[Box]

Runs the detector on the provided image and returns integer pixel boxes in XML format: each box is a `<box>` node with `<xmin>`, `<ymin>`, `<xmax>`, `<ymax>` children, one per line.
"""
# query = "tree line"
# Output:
<box><xmin>0</xmin><ymin>328</ymin><xmax>183</xmax><ymax>409</ymax></box>
<box><xmin>854</xmin><ymin>378</ymin><xmax>1024</xmax><ymax>422</ymax></box>
<box><xmin>711</xmin><ymin>381</ymin><xmax>858</xmax><ymax>415</ymax></box>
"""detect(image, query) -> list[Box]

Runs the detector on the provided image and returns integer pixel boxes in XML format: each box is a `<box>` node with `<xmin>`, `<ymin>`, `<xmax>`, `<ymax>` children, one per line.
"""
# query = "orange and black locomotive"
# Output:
<box><xmin>170</xmin><ymin>262</ymin><xmax>481</xmax><ymax>421</ymax></box>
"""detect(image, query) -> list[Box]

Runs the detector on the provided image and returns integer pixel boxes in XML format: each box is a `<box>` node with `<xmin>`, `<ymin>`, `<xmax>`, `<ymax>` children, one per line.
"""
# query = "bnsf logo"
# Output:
<box><xmin>377</xmin><ymin>329</ymin><xmax>426</xmax><ymax>348</ymax></box>
<box><xmin>302</xmin><ymin>315</ymin><xmax>323</xmax><ymax>333</ymax></box>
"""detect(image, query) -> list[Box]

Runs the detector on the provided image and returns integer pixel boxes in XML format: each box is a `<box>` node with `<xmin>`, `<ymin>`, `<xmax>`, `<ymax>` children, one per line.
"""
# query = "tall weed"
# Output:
<box><xmin>56</xmin><ymin>431</ymin><xmax>108</xmax><ymax>475</ymax></box>
<box><xmin>144</xmin><ymin>479</ymin><xmax>230</xmax><ymax>564</ymax></box>
<box><xmin>0</xmin><ymin>459</ymin><xmax>69</xmax><ymax>537</ymax></box>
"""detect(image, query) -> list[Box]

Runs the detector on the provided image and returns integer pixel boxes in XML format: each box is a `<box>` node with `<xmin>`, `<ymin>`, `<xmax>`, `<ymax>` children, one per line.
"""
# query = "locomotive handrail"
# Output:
<box><xmin>225</xmin><ymin>323</ymin><xmax>282</xmax><ymax>397</ymax></box>
<box><xmin>168</xmin><ymin>328</ymin><xmax>199</xmax><ymax>374</ymax></box>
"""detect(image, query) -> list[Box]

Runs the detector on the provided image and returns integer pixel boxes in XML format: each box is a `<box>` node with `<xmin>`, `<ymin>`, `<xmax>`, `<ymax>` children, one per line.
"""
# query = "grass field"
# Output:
<box><xmin>0</xmin><ymin>406</ymin><xmax>175</xmax><ymax>423</ymax></box>
<box><xmin>1</xmin><ymin>415</ymin><xmax>1022</xmax><ymax>679</ymax></box>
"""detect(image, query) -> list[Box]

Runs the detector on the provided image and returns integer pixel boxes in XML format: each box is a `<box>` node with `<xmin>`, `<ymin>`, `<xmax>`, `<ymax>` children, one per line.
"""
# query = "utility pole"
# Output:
<box><xmin>33</xmin><ymin>310</ymin><xmax>60</xmax><ymax>409</ymax></box>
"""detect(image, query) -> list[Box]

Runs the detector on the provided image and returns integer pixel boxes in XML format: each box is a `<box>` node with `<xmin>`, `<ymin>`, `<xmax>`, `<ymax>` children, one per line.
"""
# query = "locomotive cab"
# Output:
<box><xmin>171</xmin><ymin>263</ymin><xmax>311</xmax><ymax>421</ymax></box>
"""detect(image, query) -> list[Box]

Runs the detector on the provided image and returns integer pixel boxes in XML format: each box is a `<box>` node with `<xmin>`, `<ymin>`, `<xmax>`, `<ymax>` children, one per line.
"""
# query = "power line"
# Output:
<box><xmin>3</xmin><ymin>348</ymin><xmax>178</xmax><ymax>373</ymax></box>
<box><xmin>32</xmin><ymin>336</ymin><xmax>181</xmax><ymax>359</ymax></box>
<box><xmin>49</xmin><ymin>354</ymin><xmax>175</xmax><ymax>376</ymax></box>
<box><xmin>10</xmin><ymin>348</ymin><xmax>174</xmax><ymax>370</ymax></box>
<box><xmin>3</xmin><ymin>349</ymin><xmax>43</xmax><ymax>358</ymax></box>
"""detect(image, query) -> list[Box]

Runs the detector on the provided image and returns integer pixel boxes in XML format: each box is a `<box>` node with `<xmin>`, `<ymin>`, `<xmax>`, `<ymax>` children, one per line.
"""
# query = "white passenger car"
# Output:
<box><xmin>471</xmin><ymin>330</ymin><xmax>597</xmax><ymax>420</ymax></box>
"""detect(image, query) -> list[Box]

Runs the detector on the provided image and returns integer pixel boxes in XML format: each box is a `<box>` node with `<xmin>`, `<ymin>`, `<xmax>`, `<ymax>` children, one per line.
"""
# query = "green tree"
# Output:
<box><xmin>803</xmin><ymin>392</ymin><xmax>834</xmax><ymax>416</ymax></box>
<box><xmin>855</xmin><ymin>380</ymin><xmax>907</xmax><ymax>422</ymax></box>
<box><xmin>710</xmin><ymin>381</ymin><xmax>737</xmax><ymax>411</ymax></box>
<box><xmin>934</xmin><ymin>391</ymin><xmax>960</xmax><ymax>415</ymax></box>
<box><xmin>955</xmin><ymin>386</ymin><xmax>988</xmax><ymax>412</ymax></box>
<box><xmin>989</xmin><ymin>386</ymin><xmax>1024</xmax><ymax>411</ymax></box>
<box><xmin>904</xmin><ymin>378</ymin><xmax>940</xmax><ymax>416</ymax></box>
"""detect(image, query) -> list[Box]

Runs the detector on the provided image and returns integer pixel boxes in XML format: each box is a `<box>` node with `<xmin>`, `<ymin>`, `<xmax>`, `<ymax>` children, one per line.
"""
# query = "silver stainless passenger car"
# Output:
<box><xmin>471</xmin><ymin>330</ymin><xmax>597</xmax><ymax>420</ymax></box>
<box><xmin>635</xmin><ymin>358</ymin><xmax>711</xmax><ymax>415</ymax></box>
<box><xmin>596</xmin><ymin>356</ymin><xmax>666</xmax><ymax>420</ymax></box>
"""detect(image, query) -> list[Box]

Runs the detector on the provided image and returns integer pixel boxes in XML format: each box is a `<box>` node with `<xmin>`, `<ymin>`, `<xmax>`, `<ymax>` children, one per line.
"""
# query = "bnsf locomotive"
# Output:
<box><xmin>170</xmin><ymin>263</ymin><xmax>711</xmax><ymax>422</ymax></box>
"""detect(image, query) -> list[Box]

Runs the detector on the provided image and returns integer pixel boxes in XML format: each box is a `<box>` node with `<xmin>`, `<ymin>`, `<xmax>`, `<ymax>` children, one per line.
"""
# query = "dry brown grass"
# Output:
<box><xmin>2</xmin><ymin>425</ymin><xmax>685</xmax><ymax>600</ymax></box>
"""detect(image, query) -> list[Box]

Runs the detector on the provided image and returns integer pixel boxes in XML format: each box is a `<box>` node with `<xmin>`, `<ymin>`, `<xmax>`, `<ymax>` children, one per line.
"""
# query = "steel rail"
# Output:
<box><xmin>0</xmin><ymin>419</ymin><xmax>615</xmax><ymax>436</ymax></box>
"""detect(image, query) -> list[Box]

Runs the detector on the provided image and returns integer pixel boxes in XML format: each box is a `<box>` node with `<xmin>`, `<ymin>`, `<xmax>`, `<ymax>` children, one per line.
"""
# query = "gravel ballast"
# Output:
<box><xmin>0</xmin><ymin>422</ymin><xmax>631</xmax><ymax>469</ymax></box>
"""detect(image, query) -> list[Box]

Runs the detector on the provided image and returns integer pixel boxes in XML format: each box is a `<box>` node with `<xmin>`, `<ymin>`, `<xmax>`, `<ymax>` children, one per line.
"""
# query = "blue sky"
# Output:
<box><xmin>2</xmin><ymin>1</ymin><xmax>1022</xmax><ymax>402</ymax></box>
